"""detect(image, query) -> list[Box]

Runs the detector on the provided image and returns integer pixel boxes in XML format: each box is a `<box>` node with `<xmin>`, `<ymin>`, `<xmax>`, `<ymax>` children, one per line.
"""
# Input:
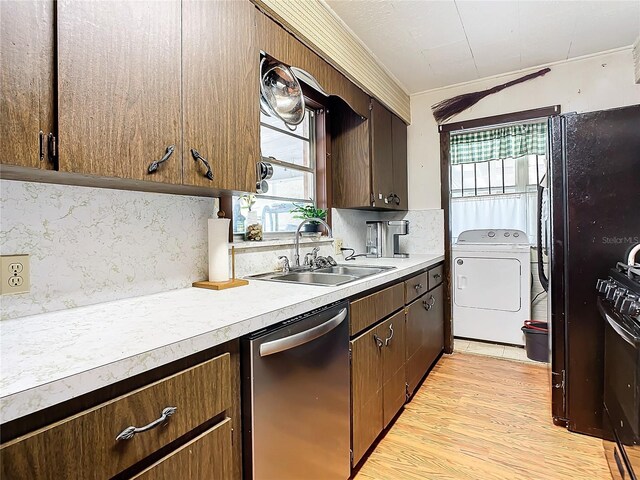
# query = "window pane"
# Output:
<box><xmin>264</xmin><ymin>163</ymin><xmax>314</xmax><ymax>201</ymax></box>
<box><xmin>232</xmin><ymin>197</ymin><xmax>312</xmax><ymax>234</ymax></box>
<box><xmin>537</xmin><ymin>155</ymin><xmax>547</xmax><ymax>183</ymax></box>
<box><xmin>451</xmin><ymin>164</ymin><xmax>462</xmax><ymax>197</ymax></box>
<box><xmin>475</xmin><ymin>161</ymin><xmax>489</xmax><ymax>195</ymax></box>
<box><xmin>462</xmin><ymin>163</ymin><xmax>475</xmax><ymax>196</ymax></box>
<box><xmin>260</xmin><ymin>110</ymin><xmax>311</xmax><ymax>139</ymax></box>
<box><xmin>261</xmin><ymin>126</ymin><xmax>312</xmax><ymax>167</ymax></box>
<box><xmin>503</xmin><ymin>157</ymin><xmax>516</xmax><ymax>187</ymax></box>
<box><xmin>527</xmin><ymin>155</ymin><xmax>538</xmax><ymax>185</ymax></box>
<box><xmin>489</xmin><ymin>159</ymin><xmax>503</xmax><ymax>194</ymax></box>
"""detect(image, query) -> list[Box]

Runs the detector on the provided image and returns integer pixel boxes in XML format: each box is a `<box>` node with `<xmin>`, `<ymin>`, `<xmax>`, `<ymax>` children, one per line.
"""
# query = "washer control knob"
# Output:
<box><xmin>488</xmin><ymin>231</ymin><xmax>495</xmax><ymax>238</ymax></box>
<box><xmin>513</xmin><ymin>232</ymin><xmax>520</xmax><ymax>237</ymax></box>
<box><xmin>504</xmin><ymin>232</ymin><xmax>510</xmax><ymax>237</ymax></box>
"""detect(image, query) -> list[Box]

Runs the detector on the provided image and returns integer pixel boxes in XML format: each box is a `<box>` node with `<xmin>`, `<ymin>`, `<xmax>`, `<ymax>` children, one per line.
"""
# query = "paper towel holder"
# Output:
<box><xmin>193</xmin><ymin>242</ymin><xmax>249</xmax><ymax>291</ymax></box>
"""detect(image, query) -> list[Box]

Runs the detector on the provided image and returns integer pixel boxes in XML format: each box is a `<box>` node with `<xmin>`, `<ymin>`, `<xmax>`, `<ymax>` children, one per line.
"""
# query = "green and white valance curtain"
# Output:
<box><xmin>451</xmin><ymin>122</ymin><xmax>547</xmax><ymax>164</ymax></box>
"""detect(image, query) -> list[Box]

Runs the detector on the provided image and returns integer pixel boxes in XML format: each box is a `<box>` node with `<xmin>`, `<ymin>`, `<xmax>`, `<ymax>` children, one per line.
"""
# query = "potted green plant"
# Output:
<box><xmin>290</xmin><ymin>204</ymin><xmax>327</xmax><ymax>233</ymax></box>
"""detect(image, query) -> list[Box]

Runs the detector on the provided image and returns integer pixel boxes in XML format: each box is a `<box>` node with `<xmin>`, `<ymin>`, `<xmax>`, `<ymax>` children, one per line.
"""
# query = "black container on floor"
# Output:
<box><xmin>522</xmin><ymin>321</ymin><xmax>549</xmax><ymax>363</ymax></box>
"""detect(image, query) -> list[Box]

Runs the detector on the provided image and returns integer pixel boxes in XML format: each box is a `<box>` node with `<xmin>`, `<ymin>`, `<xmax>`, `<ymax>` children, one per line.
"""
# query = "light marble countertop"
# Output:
<box><xmin>0</xmin><ymin>254</ymin><xmax>443</xmax><ymax>424</ymax></box>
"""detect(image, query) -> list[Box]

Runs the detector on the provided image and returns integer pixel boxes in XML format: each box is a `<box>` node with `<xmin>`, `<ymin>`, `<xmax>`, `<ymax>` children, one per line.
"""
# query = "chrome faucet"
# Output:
<box><xmin>294</xmin><ymin>218</ymin><xmax>333</xmax><ymax>268</ymax></box>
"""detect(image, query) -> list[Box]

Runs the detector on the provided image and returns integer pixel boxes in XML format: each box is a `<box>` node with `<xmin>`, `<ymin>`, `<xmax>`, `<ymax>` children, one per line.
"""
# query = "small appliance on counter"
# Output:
<box><xmin>598</xmin><ymin>245</ymin><xmax>640</xmax><ymax>480</ymax></box>
<box><xmin>366</xmin><ymin>220</ymin><xmax>409</xmax><ymax>258</ymax></box>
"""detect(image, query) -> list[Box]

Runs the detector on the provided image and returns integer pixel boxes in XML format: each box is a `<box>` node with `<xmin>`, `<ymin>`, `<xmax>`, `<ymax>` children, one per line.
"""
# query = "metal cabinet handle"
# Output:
<box><xmin>385</xmin><ymin>323</ymin><xmax>394</xmax><ymax>346</ymax></box>
<box><xmin>148</xmin><ymin>145</ymin><xmax>175</xmax><ymax>174</ymax></box>
<box><xmin>191</xmin><ymin>149</ymin><xmax>214</xmax><ymax>180</ymax></box>
<box><xmin>373</xmin><ymin>333</ymin><xmax>384</xmax><ymax>349</ymax></box>
<box><xmin>433</xmin><ymin>273</ymin><xmax>441</xmax><ymax>280</ymax></box>
<box><xmin>422</xmin><ymin>299</ymin><xmax>431</xmax><ymax>311</ymax></box>
<box><xmin>115</xmin><ymin>406</ymin><xmax>177</xmax><ymax>441</ymax></box>
<box><xmin>414</xmin><ymin>283</ymin><xmax>424</xmax><ymax>292</ymax></box>
<box><xmin>428</xmin><ymin>295</ymin><xmax>436</xmax><ymax>307</ymax></box>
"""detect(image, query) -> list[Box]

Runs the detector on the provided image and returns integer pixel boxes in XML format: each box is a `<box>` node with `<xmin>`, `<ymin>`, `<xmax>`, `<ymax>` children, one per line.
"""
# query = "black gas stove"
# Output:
<box><xmin>597</xmin><ymin>262</ymin><xmax>640</xmax><ymax>322</ymax></box>
<box><xmin>598</xmin><ymin>259</ymin><xmax>640</xmax><ymax>480</ymax></box>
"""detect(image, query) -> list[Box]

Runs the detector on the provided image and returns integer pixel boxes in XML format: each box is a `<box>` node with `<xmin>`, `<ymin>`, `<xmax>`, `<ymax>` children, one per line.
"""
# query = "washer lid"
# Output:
<box><xmin>456</xmin><ymin>229</ymin><xmax>529</xmax><ymax>245</ymax></box>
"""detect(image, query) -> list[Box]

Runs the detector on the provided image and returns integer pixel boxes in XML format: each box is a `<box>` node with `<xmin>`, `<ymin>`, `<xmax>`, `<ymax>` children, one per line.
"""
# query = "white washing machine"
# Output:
<box><xmin>452</xmin><ymin>229</ymin><xmax>531</xmax><ymax>345</ymax></box>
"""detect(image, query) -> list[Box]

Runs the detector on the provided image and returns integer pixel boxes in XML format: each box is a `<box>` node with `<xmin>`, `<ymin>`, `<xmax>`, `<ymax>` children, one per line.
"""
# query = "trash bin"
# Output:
<box><xmin>521</xmin><ymin>320</ymin><xmax>549</xmax><ymax>362</ymax></box>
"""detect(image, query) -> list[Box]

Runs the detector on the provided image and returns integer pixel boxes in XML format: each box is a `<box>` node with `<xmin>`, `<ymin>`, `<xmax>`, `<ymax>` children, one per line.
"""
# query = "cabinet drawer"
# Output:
<box><xmin>132</xmin><ymin>417</ymin><xmax>233</xmax><ymax>480</ymax></box>
<box><xmin>1</xmin><ymin>353</ymin><xmax>231</xmax><ymax>480</ymax></box>
<box><xmin>428</xmin><ymin>264</ymin><xmax>443</xmax><ymax>290</ymax></box>
<box><xmin>350</xmin><ymin>283</ymin><xmax>404</xmax><ymax>336</ymax></box>
<box><xmin>404</xmin><ymin>272</ymin><xmax>428</xmax><ymax>304</ymax></box>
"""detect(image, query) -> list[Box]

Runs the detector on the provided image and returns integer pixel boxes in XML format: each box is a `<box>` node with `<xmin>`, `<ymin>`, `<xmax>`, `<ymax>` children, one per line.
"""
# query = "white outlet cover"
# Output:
<box><xmin>1</xmin><ymin>254</ymin><xmax>30</xmax><ymax>295</ymax></box>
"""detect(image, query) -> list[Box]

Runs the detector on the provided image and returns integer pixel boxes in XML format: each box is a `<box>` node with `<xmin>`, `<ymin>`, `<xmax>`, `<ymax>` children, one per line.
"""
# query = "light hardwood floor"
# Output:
<box><xmin>354</xmin><ymin>353</ymin><xmax>610</xmax><ymax>480</ymax></box>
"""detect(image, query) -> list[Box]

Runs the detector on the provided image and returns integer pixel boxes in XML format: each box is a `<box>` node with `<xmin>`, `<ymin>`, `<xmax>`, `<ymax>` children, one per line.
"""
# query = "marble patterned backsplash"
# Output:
<box><xmin>0</xmin><ymin>180</ymin><xmax>214</xmax><ymax>320</ymax></box>
<box><xmin>0</xmin><ymin>180</ymin><xmax>444</xmax><ymax>321</ymax></box>
<box><xmin>332</xmin><ymin>208</ymin><xmax>444</xmax><ymax>256</ymax></box>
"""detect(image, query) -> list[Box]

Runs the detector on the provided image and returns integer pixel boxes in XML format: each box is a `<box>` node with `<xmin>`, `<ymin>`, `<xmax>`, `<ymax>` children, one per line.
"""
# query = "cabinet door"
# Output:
<box><xmin>381</xmin><ymin>311</ymin><xmax>406</xmax><ymax>428</ymax></box>
<box><xmin>391</xmin><ymin>114</ymin><xmax>408</xmax><ymax>210</ymax></box>
<box><xmin>423</xmin><ymin>285</ymin><xmax>445</xmax><ymax>369</ymax></box>
<box><xmin>370</xmin><ymin>99</ymin><xmax>394</xmax><ymax>209</ymax></box>
<box><xmin>331</xmin><ymin>101</ymin><xmax>371</xmax><ymax>209</ymax></box>
<box><xmin>57</xmin><ymin>1</ymin><xmax>182</xmax><ymax>183</ymax></box>
<box><xmin>406</xmin><ymin>293</ymin><xmax>430</xmax><ymax>396</ymax></box>
<box><xmin>132</xmin><ymin>418</ymin><xmax>233</xmax><ymax>480</ymax></box>
<box><xmin>182</xmin><ymin>0</ymin><xmax>259</xmax><ymax>191</ymax></box>
<box><xmin>350</xmin><ymin>323</ymin><xmax>384</xmax><ymax>466</ymax></box>
<box><xmin>0</xmin><ymin>1</ymin><xmax>55</xmax><ymax>169</ymax></box>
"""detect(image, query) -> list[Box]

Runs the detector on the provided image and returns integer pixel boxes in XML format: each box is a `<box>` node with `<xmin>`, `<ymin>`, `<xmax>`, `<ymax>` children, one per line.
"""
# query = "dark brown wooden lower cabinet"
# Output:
<box><xmin>382</xmin><ymin>311</ymin><xmax>406</xmax><ymax>428</ymax></box>
<box><xmin>351</xmin><ymin>312</ymin><xmax>407</xmax><ymax>466</ymax></box>
<box><xmin>350</xmin><ymin>322</ymin><xmax>384</xmax><ymax>466</ymax></box>
<box><xmin>406</xmin><ymin>285</ymin><xmax>444</xmax><ymax>396</ymax></box>
<box><xmin>133</xmin><ymin>418</ymin><xmax>233</xmax><ymax>480</ymax></box>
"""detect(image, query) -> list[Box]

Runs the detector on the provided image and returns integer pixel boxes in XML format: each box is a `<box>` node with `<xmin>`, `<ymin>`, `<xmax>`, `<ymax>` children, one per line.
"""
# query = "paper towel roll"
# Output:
<box><xmin>208</xmin><ymin>218</ymin><xmax>230</xmax><ymax>282</ymax></box>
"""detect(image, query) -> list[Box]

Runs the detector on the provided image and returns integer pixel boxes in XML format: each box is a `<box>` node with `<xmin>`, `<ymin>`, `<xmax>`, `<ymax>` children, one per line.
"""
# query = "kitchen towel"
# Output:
<box><xmin>208</xmin><ymin>218</ymin><xmax>230</xmax><ymax>282</ymax></box>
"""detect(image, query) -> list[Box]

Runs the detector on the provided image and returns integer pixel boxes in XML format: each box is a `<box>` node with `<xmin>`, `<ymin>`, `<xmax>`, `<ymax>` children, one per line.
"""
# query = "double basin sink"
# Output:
<box><xmin>248</xmin><ymin>265</ymin><xmax>396</xmax><ymax>286</ymax></box>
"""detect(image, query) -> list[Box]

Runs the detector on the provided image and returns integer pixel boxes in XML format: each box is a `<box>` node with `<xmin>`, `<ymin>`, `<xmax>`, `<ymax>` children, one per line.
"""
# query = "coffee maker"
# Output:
<box><xmin>366</xmin><ymin>220</ymin><xmax>409</xmax><ymax>258</ymax></box>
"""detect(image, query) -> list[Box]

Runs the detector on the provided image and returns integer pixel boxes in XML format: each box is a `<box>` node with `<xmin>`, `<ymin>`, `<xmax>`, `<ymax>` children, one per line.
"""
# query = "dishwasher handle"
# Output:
<box><xmin>259</xmin><ymin>308</ymin><xmax>348</xmax><ymax>357</ymax></box>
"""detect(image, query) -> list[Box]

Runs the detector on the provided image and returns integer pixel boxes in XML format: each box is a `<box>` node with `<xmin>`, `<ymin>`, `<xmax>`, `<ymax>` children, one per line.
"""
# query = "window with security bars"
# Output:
<box><xmin>451</xmin><ymin>155</ymin><xmax>546</xmax><ymax>198</ymax></box>
<box><xmin>232</xmin><ymin>109</ymin><xmax>317</xmax><ymax>235</ymax></box>
<box><xmin>450</xmin><ymin>155</ymin><xmax>548</xmax><ymax>244</ymax></box>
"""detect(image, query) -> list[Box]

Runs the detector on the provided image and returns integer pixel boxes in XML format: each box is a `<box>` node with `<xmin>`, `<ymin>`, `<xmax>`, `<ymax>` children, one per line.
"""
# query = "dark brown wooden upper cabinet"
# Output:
<box><xmin>391</xmin><ymin>114</ymin><xmax>408</xmax><ymax>210</ymax></box>
<box><xmin>370</xmin><ymin>98</ymin><xmax>394</xmax><ymax>209</ymax></box>
<box><xmin>0</xmin><ymin>1</ymin><xmax>55</xmax><ymax>170</ymax></box>
<box><xmin>182</xmin><ymin>0</ymin><xmax>259</xmax><ymax>192</ymax></box>
<box><xmin>332</xmin><ymin>98</ymin><xmax>409</xmax><ymax>210</ymax></box>
<box><xmin>56</xmin><ymin>0</ymin><xmax>182</xmax><ymax>184</ymax></box>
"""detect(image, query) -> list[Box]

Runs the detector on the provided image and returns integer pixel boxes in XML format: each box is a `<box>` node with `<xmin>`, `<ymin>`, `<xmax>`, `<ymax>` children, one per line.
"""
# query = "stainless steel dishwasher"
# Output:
<box><xmin>242</xmin><ymin>300</ymin><xmax>350</xmax><ymax>480</ymax></box>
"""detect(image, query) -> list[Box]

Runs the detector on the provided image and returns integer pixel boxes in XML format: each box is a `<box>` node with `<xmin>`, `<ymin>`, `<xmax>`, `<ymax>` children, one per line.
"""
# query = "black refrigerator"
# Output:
<box><xmin>547</xmin><ymin>104</ymin><xmax>640</xmax><ymax>437</ymax></box>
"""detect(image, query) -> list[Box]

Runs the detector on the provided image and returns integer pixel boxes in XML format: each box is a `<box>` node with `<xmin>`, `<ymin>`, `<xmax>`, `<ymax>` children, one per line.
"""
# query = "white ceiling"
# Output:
<box><xmin>324</xmin><ymin>0</ymin><xmax>640</xmax><ymax>94</ymax></box>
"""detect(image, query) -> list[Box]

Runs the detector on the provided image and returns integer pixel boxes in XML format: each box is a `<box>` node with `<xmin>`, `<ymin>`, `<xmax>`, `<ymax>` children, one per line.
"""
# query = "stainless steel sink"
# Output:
<box><xmin>247</xmin><ymin>265</ymin><xmax>395</xmax><ymax>286</ymax></box>
<box><xmin>314</xmin><ymin>265</ymin><xmax>395</xmax><ymax>276</ymax></box>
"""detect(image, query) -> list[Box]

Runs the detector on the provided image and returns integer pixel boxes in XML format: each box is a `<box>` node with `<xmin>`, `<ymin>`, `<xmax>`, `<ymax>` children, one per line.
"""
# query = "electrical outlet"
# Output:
<box><xmin>1</xmin><ymin>254</ymin><xmax>30</xmax><ymax>295</ymax></box>
<box><xmin>334</xmin><ymin>238</ymin><xmax>344</xmax><ymax>255</ymax></box>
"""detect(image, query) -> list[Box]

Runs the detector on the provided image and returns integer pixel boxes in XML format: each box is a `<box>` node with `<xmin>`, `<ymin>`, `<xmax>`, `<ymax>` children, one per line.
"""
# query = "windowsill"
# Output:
<box><xmin>230</xmin><ymin>235</ymin><xmax>333</xmax><ymax>251</ymax></box>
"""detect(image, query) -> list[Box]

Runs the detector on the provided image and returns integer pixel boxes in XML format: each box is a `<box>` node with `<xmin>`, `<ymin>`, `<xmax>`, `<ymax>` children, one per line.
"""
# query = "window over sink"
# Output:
<box><xmin>232</xmin><ymin>103</ymin><xmax>324</xmax><ymax>237</ymax></box>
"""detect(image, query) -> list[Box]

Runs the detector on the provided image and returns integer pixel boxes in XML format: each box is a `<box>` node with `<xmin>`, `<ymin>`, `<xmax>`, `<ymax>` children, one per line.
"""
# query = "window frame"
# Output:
<box><xmin>227</xmin><ymin>92</ymin><xmax>330</xmax><ymax>241</ymax></box>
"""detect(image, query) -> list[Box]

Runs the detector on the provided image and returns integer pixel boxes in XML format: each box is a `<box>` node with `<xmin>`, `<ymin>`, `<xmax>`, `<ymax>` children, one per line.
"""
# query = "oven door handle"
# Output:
<box><xmin>259</xmin><ymin>308</ymin><xmax>347</xmax><ymax>357</ymax></box>
<box><xmin>604</xmin><ymin>310</ymin><xmax>638</xmax><ymax>348</ymax></box>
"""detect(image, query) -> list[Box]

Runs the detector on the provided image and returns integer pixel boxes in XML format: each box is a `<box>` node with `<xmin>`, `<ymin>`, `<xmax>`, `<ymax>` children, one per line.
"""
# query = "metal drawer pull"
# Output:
<box><xmin>433</xmin><ymin>273</ymin><xmax>441</xmax><ymax>280</ymax></box>
<box><xmin>373</xmin><ymin>333</ymin><xmax>384</xmax><ymax>349</ymax></box>
<box><xmin>116</xmin><ymin>407</ymin><xmax>177</xmax><ymax>441</ymax></box>
<box><xmin>428</xmin><ymin>295</ymin><xmax>436</xmax><ymax>307</ymax></box>
<box><xmin>385</xmin><ymin>323</ymin><xmax>394</xmax><ymax>346</ymax></box>
<box><xmin>414</xmin><ymin>283</ymin><xmax>424</xmax><ymax>292</ymax></box>
<box><xmin>191</xmin><ymin>149</ymin><xmax>214</xmax><ymax>180</ymax></box>
<box><xmin>148</xmin><ymin>145</ymin><xmax>175</xmax><ymax>174</ymax></box>
<box><xmin>422</xmin><ymin>299</ymin><xmax>431</xmax><ymax>311</ymax></box>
